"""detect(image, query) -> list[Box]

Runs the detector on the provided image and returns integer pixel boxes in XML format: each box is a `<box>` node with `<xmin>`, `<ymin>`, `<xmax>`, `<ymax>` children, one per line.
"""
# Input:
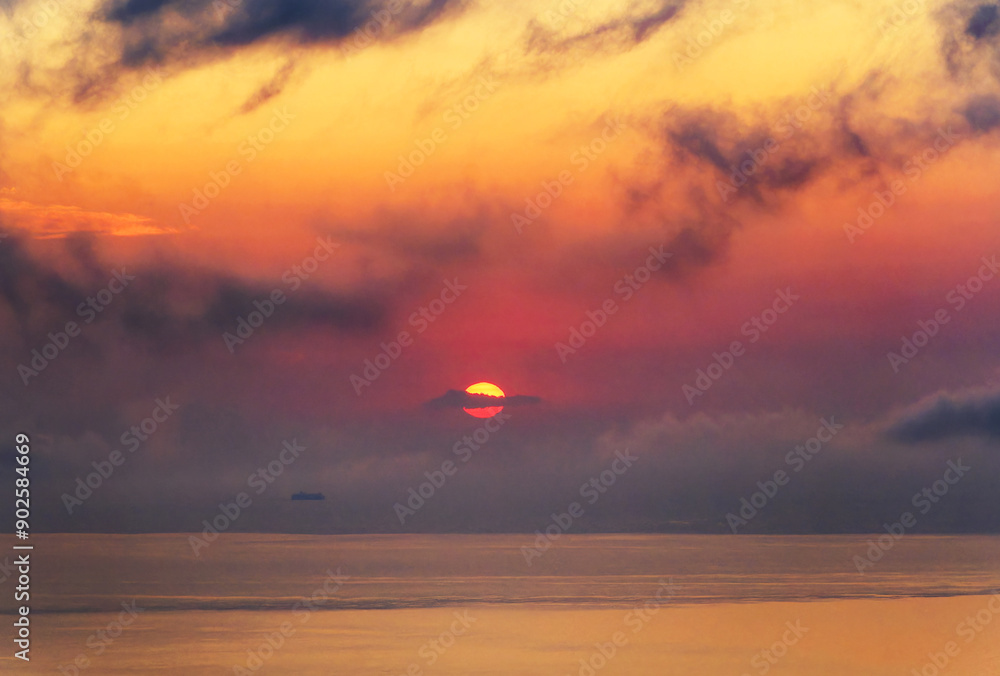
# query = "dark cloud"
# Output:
<box><xmin>887</xmin><ymin>387</ymin><xmax>1000</xmax><ymax>443</ymax></box>
<box><xmin>0</xmin><ymin>236</ymin><xmax>85</xmax><ymax>329</ymax></box>
<box><xmin>618</xmin><ymin>0</ymin><xmax>1000</xmax><ymax>263</ymax></box>
<box><xmin>1</xmin><ymin>0</ymin><xmax>467</xmax><ymax>103</ymax></box>
<box><xmin>237</xmin><ymin>60</ymin><xmax>297</xmax><ymax>115</ymax></box>
<box><xmin>0</xmin><ymin>234</ymin><xmax>386</xmax><ymax>355</ymax></box>
<box><xmin>566</xmin><ymin>0</ymin><xmax>683</xmax><ymax>48</ymax></box>
<box><xmin>655</xmin><ymin>219</ymin><xmax>735</xmax><ymax>275</ymax></box>
<box><xmin>610</xmin><ymin>93</ymin><xmax>842</xmax><ymax>278</ymax></box>
<box><xmin>662</xmin><ymin>105</ymin><xmax>830</xmax><ymax>206</ymax></box>
<box><xmin>962</xmin><ymin>93</ymin><xmax>1000</xmax><ymax>131</ymax></box>
<box><xmin>523</xmin><ymin>0</ymin><xmax>685</xmax><ymax>65</ymax></box>
<box><xmin>631</xmin><ymin>3</ymin><xmax>682</xmax><ymax>43</ymax></box>
<box><xmin>941</xmin><ymin>1</ymin><xmax>1000</xmax><ymax>81</ymax></box>
<box><xmin>115</xmin><ymin>274</ymin><xmax>385</xmax><ymax>354</ymax></box>
<box><xmin>426</xmin><ymin>389</ymin><xmax>541</xmax><ymax>410</ymax></box>
<box><xmin>102</xmin><ymin>0</ymin><xmax>466</xmax><ymax>68</ymax></box>
<box><xmin>621</xmin><ymin>13</ymin><xmax>1000</xmax><ymax>272</ymax></box>
<box><xmin>966</xmin><ymin>4</ymin><xmax>1000</xmax><ymax>39</ymax></box>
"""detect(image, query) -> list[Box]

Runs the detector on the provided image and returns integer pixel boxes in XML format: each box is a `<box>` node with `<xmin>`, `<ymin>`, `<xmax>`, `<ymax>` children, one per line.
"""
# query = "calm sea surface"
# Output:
<box><xmin>3</xmin><ymin>534</ymin><xmax>999</xmax><ymax>674</ymax></box>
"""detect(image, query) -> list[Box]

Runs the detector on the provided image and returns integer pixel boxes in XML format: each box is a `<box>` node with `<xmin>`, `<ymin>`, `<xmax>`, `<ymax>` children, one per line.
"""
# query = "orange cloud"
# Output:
<box><xmin>0</xmin><ymin>196</ymin><xmax>178</xmax><ymax>238</ymax></box>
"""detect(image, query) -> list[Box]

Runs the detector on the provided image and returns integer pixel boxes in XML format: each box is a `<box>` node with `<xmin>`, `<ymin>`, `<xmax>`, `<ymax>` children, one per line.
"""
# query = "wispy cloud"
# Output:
<box><xmin>0</xmin><ymin>197</ymin><xmax>178</xmax><ymax>238</ymax></box>
<box><xmin>426</xmin><ymin>389</ymin><xmax>541</xmax><ymax>409</ymax></box>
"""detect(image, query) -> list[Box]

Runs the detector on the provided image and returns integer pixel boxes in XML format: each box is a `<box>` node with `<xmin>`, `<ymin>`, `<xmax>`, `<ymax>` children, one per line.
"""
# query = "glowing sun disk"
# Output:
<box><xmin>464</xmin><ymin>382</ymin><xmax>505</xmax><ymax>418</ymax></box>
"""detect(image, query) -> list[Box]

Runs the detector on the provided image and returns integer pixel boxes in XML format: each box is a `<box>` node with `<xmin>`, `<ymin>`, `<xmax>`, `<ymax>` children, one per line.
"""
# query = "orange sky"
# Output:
<box><xmin>3</xmin><ymin>0</ymin><xmax>1000</xmax><ymax>534</ymax></box>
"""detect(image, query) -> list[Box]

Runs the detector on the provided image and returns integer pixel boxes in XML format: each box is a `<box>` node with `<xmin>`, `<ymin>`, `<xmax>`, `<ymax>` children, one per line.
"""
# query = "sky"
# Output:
<box><xmin>1</xmin><ymin>0</ymin><xmax>999</xmax><ymax>534</ymax></box>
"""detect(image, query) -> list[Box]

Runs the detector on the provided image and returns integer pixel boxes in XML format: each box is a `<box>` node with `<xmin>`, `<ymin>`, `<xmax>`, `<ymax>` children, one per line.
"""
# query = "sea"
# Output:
<box><xmin>2</xmin><ymin>534</ymin><xmax>999</xmax><ymax>675</ymax></box>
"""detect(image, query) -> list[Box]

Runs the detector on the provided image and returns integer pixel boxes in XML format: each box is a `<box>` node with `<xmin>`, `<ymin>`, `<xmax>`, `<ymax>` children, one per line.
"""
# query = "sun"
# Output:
<box><xmin>463</xmin><ymin>382</ymin><xmax>505</xmax><ymax>418</ymax></box>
